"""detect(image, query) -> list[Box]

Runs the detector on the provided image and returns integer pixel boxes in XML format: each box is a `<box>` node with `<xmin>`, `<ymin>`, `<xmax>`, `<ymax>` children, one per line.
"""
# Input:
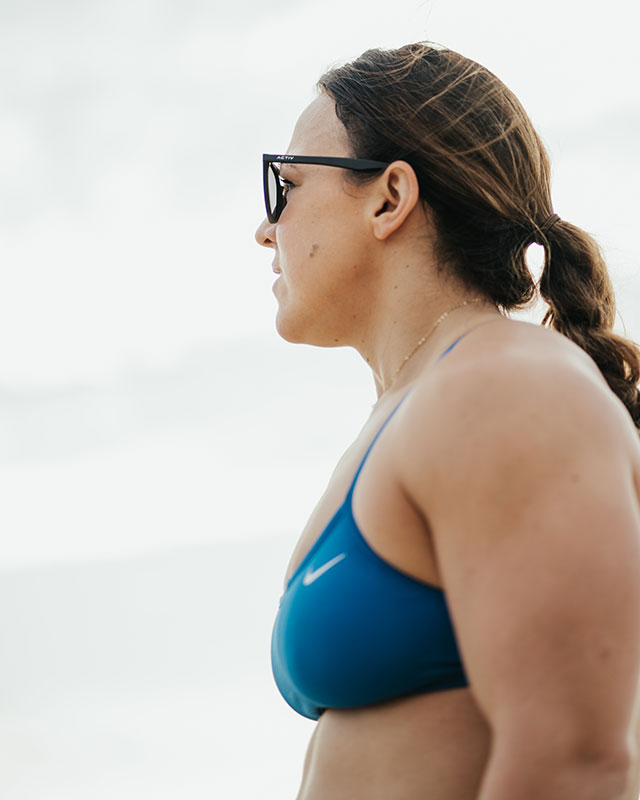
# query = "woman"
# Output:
<box><xmin>255</xmin><ymin>42</ymin><xmax>640</xmax><ymax>800</ymax></box>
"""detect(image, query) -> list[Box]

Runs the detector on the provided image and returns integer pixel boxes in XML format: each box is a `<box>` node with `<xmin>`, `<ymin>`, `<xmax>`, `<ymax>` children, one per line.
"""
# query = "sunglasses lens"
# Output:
<box><xmin>267</xmin><ymin>163</ymin><xmax>281</xmax><ymax>222</ymax></box>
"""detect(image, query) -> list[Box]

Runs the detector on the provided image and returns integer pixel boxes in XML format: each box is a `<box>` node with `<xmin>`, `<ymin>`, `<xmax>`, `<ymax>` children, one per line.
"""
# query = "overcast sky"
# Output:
<box><xmin>0</xmin><ymin>0</ymin><xmax>639</xmax><ymax>565</ymax></box>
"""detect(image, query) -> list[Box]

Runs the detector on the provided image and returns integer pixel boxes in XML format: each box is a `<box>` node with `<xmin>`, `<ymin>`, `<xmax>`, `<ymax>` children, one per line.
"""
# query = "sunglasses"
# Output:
<box><xmin>263</xmin><ymin>154</ymin><xmax>389</xmax><ymax>223</ymax></box>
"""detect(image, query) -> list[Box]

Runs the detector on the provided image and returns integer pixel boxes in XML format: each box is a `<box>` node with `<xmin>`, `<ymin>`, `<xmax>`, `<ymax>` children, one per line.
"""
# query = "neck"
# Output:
<box><xmin>340</xmin><ymin>221</ymin><xmax>502</xmax><ymax>401</ymax></box>
<box><xmin>360</xmin><ymin>294</ymin><xmax>502</xmax><ymax>402</ymax></box>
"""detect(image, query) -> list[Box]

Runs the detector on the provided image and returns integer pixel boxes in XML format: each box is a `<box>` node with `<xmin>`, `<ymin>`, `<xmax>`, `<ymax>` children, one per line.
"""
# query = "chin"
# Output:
<box><xmin>275</xmin><ymin>307</ymin><xmax>340</xmax><ymax>347</ymax></box>
<box><xmin>275</xmin><ymin>324</ymin><xmax>344</xmax><ymax>349</ymax></box>
<box><xmin>274</xmin><ymin>310</ymin><xmax>307</xmax><ymax>344</ymax></box>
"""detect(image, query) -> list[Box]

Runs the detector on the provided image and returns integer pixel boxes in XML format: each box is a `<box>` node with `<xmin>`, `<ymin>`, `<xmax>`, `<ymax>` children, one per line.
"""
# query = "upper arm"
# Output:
<box><xmin>401</xmin><ymin>354</ymin><xmax>640</xmax><ymax>761</ymax></box>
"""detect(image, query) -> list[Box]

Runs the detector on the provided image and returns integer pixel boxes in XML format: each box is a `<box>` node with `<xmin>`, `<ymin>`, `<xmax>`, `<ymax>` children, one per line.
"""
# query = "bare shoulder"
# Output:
<box><xmin>395</xmin><ymin>317</ymin><xmax>640</xmax><ymax>506</ymax></box>
<box><xmin>393</xmin><ymin>318</ymin><xmax>640</xmax><ymax>759</ymax></box>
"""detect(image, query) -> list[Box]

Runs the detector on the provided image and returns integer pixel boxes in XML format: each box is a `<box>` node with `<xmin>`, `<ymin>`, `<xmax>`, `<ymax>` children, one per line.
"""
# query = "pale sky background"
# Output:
<box><xmin>0</xmin><ymin>0</ymin><xmax>639</xmax><ymax>796</ymax></box>
<box><xmin>0</xmin><ymin>0</ymin><xmax>639</xmax><ymax>565</ymax></box>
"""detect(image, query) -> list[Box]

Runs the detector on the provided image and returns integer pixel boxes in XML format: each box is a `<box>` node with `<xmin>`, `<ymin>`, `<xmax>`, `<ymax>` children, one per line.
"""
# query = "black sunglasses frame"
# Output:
<box><xmin>262</xmin><ymin>153</ymin><xmax>390</xmax><ymax>223</ymax></box>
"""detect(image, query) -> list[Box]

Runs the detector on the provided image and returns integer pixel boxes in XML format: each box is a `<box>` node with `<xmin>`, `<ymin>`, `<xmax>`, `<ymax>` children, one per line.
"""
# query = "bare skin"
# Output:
<box><xmin>282</xmin><ymin>319</ymin><xmax>640</xmax><ymax>800</ymax></box>
<box><xmin>256</xmin><ymin>93</ymin><xmax>640</xmax><ymax>798</ymax></box>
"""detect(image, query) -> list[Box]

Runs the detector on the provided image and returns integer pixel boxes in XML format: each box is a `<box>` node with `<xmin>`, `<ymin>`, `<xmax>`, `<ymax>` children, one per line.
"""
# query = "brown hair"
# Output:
<box><xmin>317</xmin><ymin>42</ymin><xmax>640</xmax><ymax>430</ymax></box>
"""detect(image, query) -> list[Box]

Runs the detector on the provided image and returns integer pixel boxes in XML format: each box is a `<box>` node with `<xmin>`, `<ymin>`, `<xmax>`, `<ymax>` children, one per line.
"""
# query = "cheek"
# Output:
<box><xmin>276</xmin><ymin>209</ymin><xmax>367</xmax><ymax>299</ymax></box>
<box><xmin>276</xmin><ymin>225</ymin><xmax>325</xmax><ymax>284</ymax></box>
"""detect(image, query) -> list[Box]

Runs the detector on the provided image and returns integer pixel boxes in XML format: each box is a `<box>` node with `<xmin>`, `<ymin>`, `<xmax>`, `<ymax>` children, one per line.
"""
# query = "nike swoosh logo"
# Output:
<box><xmin>302</xmin><ymin>553</ymin><xmax>347</xmax><ymax>585</ymax></box>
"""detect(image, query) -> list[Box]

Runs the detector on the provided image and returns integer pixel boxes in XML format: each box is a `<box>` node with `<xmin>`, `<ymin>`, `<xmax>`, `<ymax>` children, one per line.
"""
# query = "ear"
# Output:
<box><xmin>368</xmin><ymin>161</ymin><xmax>421</xmax><ymax>240</ymax></box>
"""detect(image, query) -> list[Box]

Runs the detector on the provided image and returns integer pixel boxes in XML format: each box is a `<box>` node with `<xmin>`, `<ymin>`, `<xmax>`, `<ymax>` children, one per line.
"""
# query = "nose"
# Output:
<box><xmin>255</xmin><ymin>216</ymin><xmax>277</xmax><ymax>248</ymax></box>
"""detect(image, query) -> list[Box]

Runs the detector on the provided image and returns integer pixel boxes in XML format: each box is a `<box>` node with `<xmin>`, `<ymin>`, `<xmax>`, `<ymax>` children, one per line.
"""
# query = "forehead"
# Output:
<box><xmin>286</xmin><ymin>93</ymin><xmax>351</xmax><ymax>157</ymax></box>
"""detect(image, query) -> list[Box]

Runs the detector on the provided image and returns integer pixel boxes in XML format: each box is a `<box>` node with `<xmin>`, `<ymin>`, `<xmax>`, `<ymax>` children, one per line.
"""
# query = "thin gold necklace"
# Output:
<box><xmin>377</xmin><ymin>298</ymin><xmax>483</xmax><ymax>397</ymax></box>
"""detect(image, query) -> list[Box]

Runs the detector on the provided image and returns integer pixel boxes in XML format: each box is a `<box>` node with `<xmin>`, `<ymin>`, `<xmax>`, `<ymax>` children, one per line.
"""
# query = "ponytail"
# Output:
<box><xmin>317</xmin><ymin>43</ymin><xmax>640</xmax><ymax>431</ymax></box>
<box><xmin>538</xmin><ymin>220</ymin><xmax>640</xmax><ymax>431</ymax></box>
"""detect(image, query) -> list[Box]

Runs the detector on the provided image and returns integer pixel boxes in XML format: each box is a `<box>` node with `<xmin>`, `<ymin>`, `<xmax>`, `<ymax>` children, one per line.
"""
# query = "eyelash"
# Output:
<box><xmin>279</xmin><ymin>177</ymin><xmax>296</xmax><ymax>195</ymax></box>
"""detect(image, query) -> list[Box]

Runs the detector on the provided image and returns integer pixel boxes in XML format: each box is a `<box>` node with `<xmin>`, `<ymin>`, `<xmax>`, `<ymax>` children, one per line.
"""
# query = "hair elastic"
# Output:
<box><xmin>534</xmin><ymin>213</ymin><xmax>561</xmax><ymax>243</ymax></box>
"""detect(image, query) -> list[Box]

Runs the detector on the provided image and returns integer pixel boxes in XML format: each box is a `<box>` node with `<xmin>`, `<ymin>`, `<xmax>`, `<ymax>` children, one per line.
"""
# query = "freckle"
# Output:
<box><xmin>394</xmin><ymin>285</ymin><xmax>398</xmax><ymax>289</ymax></box>
<box><xmin>334</xmin><ymin>338</ymin><xmax>339</xmax><ymax>342</ymax></box>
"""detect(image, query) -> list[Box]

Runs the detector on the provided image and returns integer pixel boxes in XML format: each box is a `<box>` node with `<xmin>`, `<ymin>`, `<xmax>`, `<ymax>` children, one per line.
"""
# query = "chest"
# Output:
<box><xmin>272</xmin><ymin>407</ymin><xmax>468</xmax><ymax>720</ymax></box>
<box><xmin>283</xmin><ymin>418</ymin><xmax>442</xmax><ymax>591</ymax></box>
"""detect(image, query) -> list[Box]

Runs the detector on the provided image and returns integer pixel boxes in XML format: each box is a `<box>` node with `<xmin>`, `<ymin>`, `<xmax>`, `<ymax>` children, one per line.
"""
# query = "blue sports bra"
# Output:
<box><xmin>270</xmin><ymin>335</ymin><xmax>469</xmax><ymax>720</ymax></box>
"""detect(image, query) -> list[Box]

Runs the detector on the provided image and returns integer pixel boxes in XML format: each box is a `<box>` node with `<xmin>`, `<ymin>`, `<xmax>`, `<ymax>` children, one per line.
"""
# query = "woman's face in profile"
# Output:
<box><xmin>255</xmin><ymin>94</ymin><xmax>379</xmax><ymax>347</ymax></box>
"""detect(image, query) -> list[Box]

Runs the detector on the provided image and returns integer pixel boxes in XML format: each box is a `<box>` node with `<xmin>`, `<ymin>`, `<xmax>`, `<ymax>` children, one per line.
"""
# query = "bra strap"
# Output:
<box><xmin>346</xmin><ymin>389</ymin><xmax>413</xmax><ymax>500</ymax></box>
<box><xmin>436</xmin><ymin>332</ymin><xmax>469</xmax><ymax>362</ymax></box>
<box><xmin>346</xmin><ymin>330</ymin><xmax>472</xmax><ymax>499</ymax></box>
